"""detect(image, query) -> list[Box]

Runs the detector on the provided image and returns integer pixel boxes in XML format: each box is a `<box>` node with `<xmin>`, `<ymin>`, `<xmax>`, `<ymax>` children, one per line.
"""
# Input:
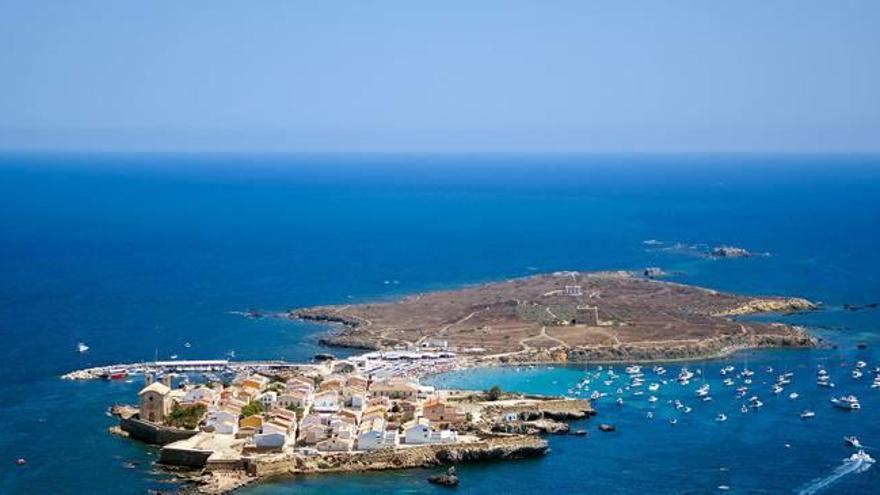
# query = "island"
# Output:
<box><xmin>292</xmin><ymin>271</ymin><xmax>816</xmax><ymax>363</ymax></box>
<box><xmin>67</xmin><ymin>271</ymin><xmax>818</xmax><ymax>493</ymax></box>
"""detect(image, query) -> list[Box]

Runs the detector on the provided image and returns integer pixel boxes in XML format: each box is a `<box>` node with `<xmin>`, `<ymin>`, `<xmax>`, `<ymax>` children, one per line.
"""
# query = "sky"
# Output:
<box><xmin>0</xmin><ymin>1</ymin><xmax>878</xmax><ymax>152</ymax></box>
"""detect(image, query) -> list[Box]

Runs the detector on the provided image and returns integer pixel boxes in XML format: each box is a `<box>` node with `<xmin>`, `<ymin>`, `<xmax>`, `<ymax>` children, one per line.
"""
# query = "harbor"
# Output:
<box><xmin>61</xmin><ymin>350</ymin><xmax>468</xmax><ymax>382</ymax></box>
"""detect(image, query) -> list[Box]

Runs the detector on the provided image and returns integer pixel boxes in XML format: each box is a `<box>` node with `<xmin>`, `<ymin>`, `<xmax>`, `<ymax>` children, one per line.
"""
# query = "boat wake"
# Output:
<box><xmin>798</xmin><ymin>454</ymin><xmax>874</xmax><ymax>495</ymax></box>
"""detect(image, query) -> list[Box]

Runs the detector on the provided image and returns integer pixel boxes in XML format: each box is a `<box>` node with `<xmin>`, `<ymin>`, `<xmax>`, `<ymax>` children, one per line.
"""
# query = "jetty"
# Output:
<box><xmin>61</xmin><ymin>359</ymin><xmax>314</xmax><ymax>380</ymax></box>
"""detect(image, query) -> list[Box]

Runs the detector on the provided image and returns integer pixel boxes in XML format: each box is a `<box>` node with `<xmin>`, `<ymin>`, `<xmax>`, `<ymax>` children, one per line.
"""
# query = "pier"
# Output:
<box><xmin>61</xmin><ymin>359</ymin><xmax>317</xmax><ymax>380</ymax></box>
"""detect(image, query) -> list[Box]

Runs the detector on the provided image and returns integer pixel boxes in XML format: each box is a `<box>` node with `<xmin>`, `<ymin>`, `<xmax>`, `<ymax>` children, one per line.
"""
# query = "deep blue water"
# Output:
<box><xmin>1</xmin><ymin>152</ymin><xmax>879</xmax><ymax>494</ymax></box>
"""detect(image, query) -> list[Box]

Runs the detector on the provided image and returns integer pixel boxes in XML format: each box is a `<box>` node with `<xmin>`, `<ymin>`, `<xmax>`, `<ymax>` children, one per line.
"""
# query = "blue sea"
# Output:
<box><xmin>1</xmin><ymin>152</ymin><xmax>879</xmax><ymax>494</ymax></box>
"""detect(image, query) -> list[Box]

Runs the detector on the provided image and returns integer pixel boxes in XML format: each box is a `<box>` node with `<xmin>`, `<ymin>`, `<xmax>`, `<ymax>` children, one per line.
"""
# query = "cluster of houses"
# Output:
<box><xmin>137</xmin><ymin>370</ymin><xmax>468</xmax><ymax>453</ymax></box>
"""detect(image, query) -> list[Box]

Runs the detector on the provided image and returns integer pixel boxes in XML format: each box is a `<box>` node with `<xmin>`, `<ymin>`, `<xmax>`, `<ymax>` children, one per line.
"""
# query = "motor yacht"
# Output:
<box><xmin>830</xmin><ymin>395</ymin><xmax>861</xmax><ymax>410</ymax></box>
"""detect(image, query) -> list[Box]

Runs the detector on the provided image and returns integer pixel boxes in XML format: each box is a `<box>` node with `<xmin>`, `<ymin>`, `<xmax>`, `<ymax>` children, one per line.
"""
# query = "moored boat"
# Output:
<box><xmin>830</xmin><ymin>395</ymin><xmax>861</xmax><ymax>410</ymax></box>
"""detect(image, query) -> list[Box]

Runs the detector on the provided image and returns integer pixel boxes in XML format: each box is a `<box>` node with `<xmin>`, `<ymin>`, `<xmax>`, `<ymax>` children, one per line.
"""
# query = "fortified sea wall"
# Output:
<box><xmin>120</xmin><ymin>416</ymin><xmax>198</xmax><ymax>445</ymax></box>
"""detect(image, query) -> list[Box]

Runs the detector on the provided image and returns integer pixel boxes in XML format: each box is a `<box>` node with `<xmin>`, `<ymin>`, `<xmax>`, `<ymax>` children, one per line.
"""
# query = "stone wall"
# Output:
<box><xmin>120</xmin><ymin>416</ymin><xmax>198</xmax><ymax>445</ymax></box>
<box><xmin>160</xmin><ymin>446</ymin><xmax>213</xmax><ymax>468</ymax></box>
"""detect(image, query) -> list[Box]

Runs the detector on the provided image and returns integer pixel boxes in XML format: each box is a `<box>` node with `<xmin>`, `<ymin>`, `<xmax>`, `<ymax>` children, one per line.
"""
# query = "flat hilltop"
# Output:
<box><xmin>291</xmin><ymin>271</ymin><xmax>816</xmax><ymax>363</ymax></box>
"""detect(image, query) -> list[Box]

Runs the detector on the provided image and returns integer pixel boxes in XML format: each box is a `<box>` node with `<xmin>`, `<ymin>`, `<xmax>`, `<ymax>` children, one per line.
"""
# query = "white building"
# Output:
<box><xmin>403</xmin><ymin>419</ymin><xmax>457</xmax><ymax>445</ymax></box>
<box><xmin>182</xmin><ymin>386</ymin><xmax>218</xmax><ymax>407</ymax></box>
<box><xmin>258</xmin><ymin>391</ymin><xmax>278</xmax><ymax>409</ymax></box>
<box><xmin>403</xmin><ymin>419</ymin><xmax>432</xmax><ymax>445</ymax></box>
<box><xmin>564</xmin><ymin>285</ymin><xmax>583</xmax><ymax>296</ymax></box>
<box><xmin>313</xmin><ymin>390</ymin><xmax>340</xmax><ymax>413</ymax></box>
<box><xmin>349</xmin><ymin>393</ymin><xmax>366</xmax><ymax>409</ymax></box>
<box><xmin>356</xmin><ymin>417</ymin><xmax>388</xmax><ymax>451</ymax></box>
<box><xmin>430</xmin><ymin>430</ymin><xmax>458</xmax><ymax>443</ymax></box>
<box><xmin>278</xmin><ymin>390</ymin><xmax>312</xmax><ymax>410</ymax></box>
<box><xmin>205</xmin><ymin>408</ymin><xmax>238</xmax><ymax>435</ymax></box>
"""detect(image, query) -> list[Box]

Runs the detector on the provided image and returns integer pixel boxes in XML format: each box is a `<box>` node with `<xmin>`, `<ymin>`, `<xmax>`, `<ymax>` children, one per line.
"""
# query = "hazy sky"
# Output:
<box><xmin>1</xmin><ymin>1</ymin><xmax>878</xmax><ymax>151</ymax></box>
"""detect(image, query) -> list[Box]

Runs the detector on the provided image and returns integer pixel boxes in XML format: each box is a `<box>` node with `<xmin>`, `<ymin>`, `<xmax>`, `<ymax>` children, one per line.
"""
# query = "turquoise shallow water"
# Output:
<box><xmin>1</xmin><ymin>152</ymin><xmax>879</xmax><ymax>493</ymax></box>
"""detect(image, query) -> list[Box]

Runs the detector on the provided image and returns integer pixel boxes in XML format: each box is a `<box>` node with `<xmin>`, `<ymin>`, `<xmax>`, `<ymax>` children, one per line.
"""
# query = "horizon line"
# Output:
<box><xmin>2</xmin><ymin>147</ymin><xmax>880</xmax><ymax>155</ymax></box>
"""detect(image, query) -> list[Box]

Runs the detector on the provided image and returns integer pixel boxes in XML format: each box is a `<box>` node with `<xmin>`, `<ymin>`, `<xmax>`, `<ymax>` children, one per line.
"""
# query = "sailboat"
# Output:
<box><xmin>77</xmin><ymin>342</ymin><xmax>89</xmax><ymax>353</ymax></box>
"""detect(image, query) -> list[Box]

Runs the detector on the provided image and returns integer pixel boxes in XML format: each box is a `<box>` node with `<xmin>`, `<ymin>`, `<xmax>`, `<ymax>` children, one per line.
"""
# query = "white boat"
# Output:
<box><xmin>648</xmin><ymin>395</ymin><xmax>658</xmax><ymax>403</ymax></box>
<box><xmin>76</xmin><ymin>342</ymin><xmax>89</xmax><ymax>353</ymax></box>
<box><xmin>716</xmin><ymin>413</ymin><xmax>727</xmax><ymax>422</ymax></box>
<box><xmin>831</xmin><ymin>395</ymin><xmax>861</xmax><ymax>410</ymax></box>
<box><xmin>669</xmin><ymin>418</ymin><xmax>677</xmax><ymax>425</ymax></box>
<box><xmin>616</xmin><ymin>398</ymin><xmax>624</xmax><ymax>406</ymax></box>
<box><xmin>844</xmin><ymin>436</ymin><xmax>862</xmax><ymax>448</ymax></box>
<box><xmin>184</xmin><ymin>342</ymin><xmax>191</xmax><ymax>348</ymax></box>
<box><xmin>855</xmin><ymin>361</ymin><xmax>867</xmax><ymax>369</ymax></box>
<box><xmin>678</xmin><ymin>368</ymin><xmax>694</xmax><ymax>383</ymax></box>
<box><xmin>772</xmin><ymin>384</ymin><xmax>784</xmax><ymax>395</ymax></box>
<box><xmin>789</xmin><ymin>392</ymin><xmax>799</xmax><ymax>400</ymax></box>
<box><xmin>853</xmin><ymin>369</ymin><xmax>863</xmax><ymax>379</ymax></box>
<box><xmin>872</xmin><ymin>378</ymin><xmax>880</xmax><ymax>389</ymax></box>
<box><xmin>683</xmin><ymin>406</ymin><xmax>692</xmax><ymax>413</ymax></box>
<box><xmin>741</xmin><ymin>404</ymin><xmax>749</xmax><ymax>414</ymax></box>
<box><xmin>646</xmin><ymin>411</ymin><xmax>654</xmax><ymax>419</ymax></box>
<box><xmin>590</xmin><ymin>391</ymin><xmax>602</xmax><ymax>400</ymax></box>
<box><xmin>695</xmin><ymin>384</ymin><xmax>710</xmax><ymax>397</ymax></box>
<box><xmin>800</xmin><ymin>409</ymin><xmax>816</xmax><ymax>419</ymax></box>
<box><xmin>741</xmin><ymin>369</ymin><xmax>755</xmax><ymax>378</ymax></box>
<box><xmin>766</xmin><ymin>366</ymin><xmax>774</xmax><ymax>374</ymax></box>
<box><xmin>626</xmin><ymin>365</ymin><xmax>641</xmax><ymax>374</ymax></box>
<box><xmin>648</xmin><ymin>383</ymin><xmax>660</xmax><ymax>392</ymax></box>
<box><xmin>817</xmin><ymin>379</ymin><xmax>835</xmax><ymax>388</ymax></box>
<box><xmin>750</xmin><ymin>400</ymin><xmax>764</xmax><ymax>409</ymax></box>
<box><xmin>723</xmin><ymin>378</ymin><xmax>734</xmax><ymax>387</ymax></box>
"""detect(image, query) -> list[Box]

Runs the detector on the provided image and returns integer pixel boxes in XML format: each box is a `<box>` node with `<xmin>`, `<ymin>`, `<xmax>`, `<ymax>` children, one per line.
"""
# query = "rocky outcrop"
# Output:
<box><xmin>493</xmin><ymin>419</ymin><xmax>570</xmax><ymax>435</ymax></box>
<box><xmin>714</xmin><ymin>297</ymin><xmax>816</xmax><ymax>316</ymax></box>
<box><xmin>316</xmin><ymin>335</ymin><xmax>382</xmax><ymax>350</ymax></box>
<box><xmin>709</xmin><ymin>246</ymin><xmax>753</xmax><ymax>258</ymax></box>
<box><xmin>291</xmin><ymin>310</ymin><xmax>362</xmax><ymax>328</ymax></box>
<box><xmin>481</xmin><ymin>398</ymin><xmax>594</xmax><ymax>421</ymax></box>
<box><xmin>234</xmin><ymin>435</ymin><xmax>549</xmax><ymax>485</ymax></box>
<box><xmin>428</xmin><ymin>466</ymin><xmax>459</xmax><ymax>487</ymax></box>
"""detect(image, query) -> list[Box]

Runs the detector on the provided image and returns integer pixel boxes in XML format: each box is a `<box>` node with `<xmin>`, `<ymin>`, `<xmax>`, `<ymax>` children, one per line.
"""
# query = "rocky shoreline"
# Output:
<box><xmin>176</xmin><ymin>434</ymin><xmax>550</xmax><ymax>494</ymax></box>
